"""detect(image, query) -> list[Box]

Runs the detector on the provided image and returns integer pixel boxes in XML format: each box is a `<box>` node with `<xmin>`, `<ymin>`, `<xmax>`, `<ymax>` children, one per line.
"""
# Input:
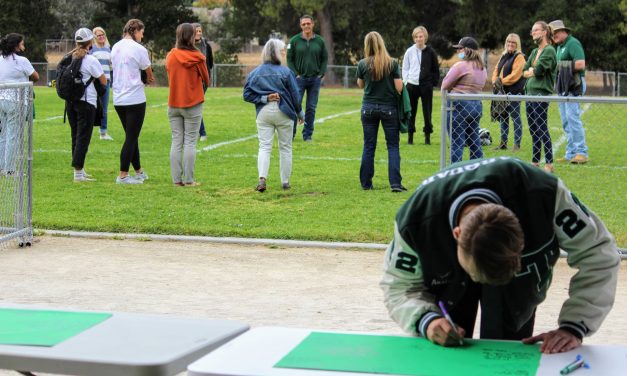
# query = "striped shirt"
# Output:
<box><xmin>90</xmin><ymin>45</ymin><xmax>111</xmax><ymax>80</ymax></box>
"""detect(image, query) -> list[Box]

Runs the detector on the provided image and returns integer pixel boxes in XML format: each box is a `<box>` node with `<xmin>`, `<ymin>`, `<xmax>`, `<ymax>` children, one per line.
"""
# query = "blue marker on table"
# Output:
<box><xmin>560</xmin><ymin>355</ymin><xmax>589</xmax><ymax>375</ymax></box>
<box><xmin>437</xmin><ymin>300</ymin><xmax>464</xmax><ymax>345</ymax></box>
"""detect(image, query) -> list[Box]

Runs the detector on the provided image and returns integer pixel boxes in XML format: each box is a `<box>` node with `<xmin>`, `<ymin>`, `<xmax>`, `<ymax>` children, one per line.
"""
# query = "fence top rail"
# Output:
<box><xmin>0</xmin><ymin>82</ymin><xmax>33</xmax><ymax>89</ymax></box>
<box><xmin>445</xmin><ymin>92</ymin><xmax>627</xmax><ymax>104</ymax></box>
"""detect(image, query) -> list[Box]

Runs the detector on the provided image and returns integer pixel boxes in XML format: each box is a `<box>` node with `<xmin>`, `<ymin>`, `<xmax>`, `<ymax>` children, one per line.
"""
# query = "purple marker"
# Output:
<box><xmin>438</xmin><ymin>300</ymin><xmax>463</xmax><ymax>345</ymax></box>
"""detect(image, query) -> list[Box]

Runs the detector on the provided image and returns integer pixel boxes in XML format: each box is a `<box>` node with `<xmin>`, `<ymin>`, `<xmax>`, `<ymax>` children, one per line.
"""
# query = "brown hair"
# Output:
<box><xmin>534</xmin><ymin>21</ymin><xmax>554</xmax><ymax>46</ymax></box>
<box><xmin>363</xmin><ymin>31</ymin><xmax>393</xmax><ymax>81</ymax></box>
<box><xmin>123</xmin><ymin>19</ymin><xmax>145</xmax><ymax>40</ymax></box>
<box><xmin>175</xmin><ymin>23</ymin><xmax>196</xmax><ymax>51</ymax></box>
<box><xmin>461</xmin><ymin>46</ymin><xmax>484</xmax><ymax>70</ymax></box>
<box><xmin>71</xmin><ymin>41</ymin><xmax>92</xmax><ymax>59</ymax></box>
<box><xmin>458</xmin><ymin>203</ymin><xmax>524</xmax><ymax>285</ymax></box>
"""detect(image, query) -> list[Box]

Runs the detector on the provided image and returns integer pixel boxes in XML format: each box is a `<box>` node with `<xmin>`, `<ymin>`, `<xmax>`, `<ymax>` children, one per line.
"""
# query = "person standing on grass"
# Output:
<box><xmin>381</xmin><ymin>157</ymin><xmax>619</xmax><ymax>353</ymax></box>
<box><xmin>491</xmin><ymin>33</ymin><xmax>526</xmax><ymax>152</ymax></box>
<box><xmin>356</xmin><ymin>31</ymin><xmax>406</xmax><ymax>193</ymax></box>
<box><xmin>401</xmin><ymin>26</ymin><xmax>440</xmax><ymax>145</ymax></box>
<box><xmin>523</xmin><ymin>21</ymin><xmax>556</xmax><ymax>174</ymax></box>
<box><xmin>0</xmin><ymin>33</ymin><xmax>38</xmax><ymax>176</ymax></box>
<box><xmin>65</xmin><ymin>28</ymin><xmax>106</xmax><ymax>182</ymax></box>
<box><xmin>287</xmin><ymin>14</ymin><xmax>328</xmax><ymax>142</ymax></box>
<box><xmin>111</xmin><ymin>19</ymin><xmax>154</xmax><ymax>184</ymax></box>
<box><xmin>549</xmin><ymin>20</ymin><xmax>589</xmax><ymax>165</ymax></box>
<box><xmin>192</xmin><ymin>22</ymin><xmax>213</xmax><ymax>142</ymax></box>
<box><xmin>441</xmin><ymin>37</ymin><xmax>487</xmax><ymax>164</ymax></box>
<box><xmin>244</xmin><ymin>39</ymin><xmax>304</xmax><ymax>192</ymax></box>
<box><xmin>166</xmin><ymin>23</ymin><xmax>209</xmax><ymax>187</ymax></box>
<box><xmin>91</xmin><ymin>26</ymin><xmax>113</xmax><ymax>141</ymax></box>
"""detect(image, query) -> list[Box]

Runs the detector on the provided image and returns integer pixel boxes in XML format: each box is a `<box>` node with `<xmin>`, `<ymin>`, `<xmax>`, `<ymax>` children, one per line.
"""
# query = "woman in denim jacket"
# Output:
<box><xmin>244</xmin><ymin>39</ymin><xmax>304</xmax><ymax>192</ymax></box>
<box><xmin>356</xmin><ymin>31</ymin><xmax>405</xmax><ymax>192</ymax></box>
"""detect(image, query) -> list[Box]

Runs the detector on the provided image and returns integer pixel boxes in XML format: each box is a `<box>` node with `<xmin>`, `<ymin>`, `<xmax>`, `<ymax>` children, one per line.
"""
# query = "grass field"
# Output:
<box><xmin>31</xmin><ymin>86</ymin><xmax>626</xmax><ymax>246</ymax></box>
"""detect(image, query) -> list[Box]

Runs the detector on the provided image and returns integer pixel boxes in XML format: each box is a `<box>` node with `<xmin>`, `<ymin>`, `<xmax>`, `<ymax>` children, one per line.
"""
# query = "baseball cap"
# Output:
<box><xmin>75</xmin><ymin>28</ymin><xmax>94</xmax><ymax>42</ymax></box>
<box><xmin>452</xmin><ymin>36</ymin><xmax>479</xmax><ymax>50</ymax></box>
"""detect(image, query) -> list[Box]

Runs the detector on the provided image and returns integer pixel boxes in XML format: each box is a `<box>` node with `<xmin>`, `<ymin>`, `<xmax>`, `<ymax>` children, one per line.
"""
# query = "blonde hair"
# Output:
<box><xmin>363</xmin><ymin>31</ymin><xmax>393</xmax><ymax>81</ymax></box>
<box><xmin>502</xmin><ymin>33</ymin><xmax>521</xmax><ymax>54</ymax></box>
<box><xmin>92</xmin><ymin>26</ymin><xmax>110</xmax><ymax>48</ymax></box>
<box><xmin>412</xmin><ymin>26</ymin><xmax>428</xmax><ymax>41</ymax></box>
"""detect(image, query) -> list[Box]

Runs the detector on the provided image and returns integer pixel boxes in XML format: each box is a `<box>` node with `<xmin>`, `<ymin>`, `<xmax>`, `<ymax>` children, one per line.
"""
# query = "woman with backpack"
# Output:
<box><xmin>165</xmin><ymin>23</ymin><xmax>209</xmax><ymax>186</ymax></box>
<box><xmin>65</xmin><ymin>28</ymin><xmax>106</xmax><ymax>182</ymax></box>
<box><xmin>111</xmin><ymin>19</ymin><xmax>154</xmax><ymax>184</ymax></box>
<box><xmin>0</xmin><ymin>33</ymin><xmax>39</xmax><ymax>176</ymax></box>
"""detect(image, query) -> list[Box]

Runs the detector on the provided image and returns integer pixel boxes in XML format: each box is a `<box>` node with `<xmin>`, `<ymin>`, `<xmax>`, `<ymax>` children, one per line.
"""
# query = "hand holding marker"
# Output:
<box><xmin>438</xmin><ymin>300</ymin><xmax>464</xmax><ymax>346</ymax></box>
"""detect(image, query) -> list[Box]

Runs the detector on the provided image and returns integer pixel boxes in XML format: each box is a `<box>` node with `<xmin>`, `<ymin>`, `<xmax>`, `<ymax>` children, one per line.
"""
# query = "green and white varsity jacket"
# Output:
<box><xmin>381</xmin><ymin>157</ymin><xmax>619</xmax><ymax>339</ymax></box>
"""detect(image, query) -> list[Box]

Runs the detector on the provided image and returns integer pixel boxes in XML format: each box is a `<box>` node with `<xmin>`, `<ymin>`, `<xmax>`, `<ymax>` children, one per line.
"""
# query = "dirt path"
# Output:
<box><xmin>1</xmin><ymin>235</ymin><xmax>625</xmax><ymax>374</ymax></box>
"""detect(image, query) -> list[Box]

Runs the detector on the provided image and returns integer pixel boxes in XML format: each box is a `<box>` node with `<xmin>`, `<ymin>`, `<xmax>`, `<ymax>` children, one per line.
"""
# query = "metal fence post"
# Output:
<box><xmin>439</xmin><ymin>89</ymin><xmax>448</xmax><ymax>170</ymax></box>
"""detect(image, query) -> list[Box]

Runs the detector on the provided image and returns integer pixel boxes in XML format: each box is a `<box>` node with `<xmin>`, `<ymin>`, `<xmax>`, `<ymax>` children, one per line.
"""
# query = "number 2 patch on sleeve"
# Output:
<box><xmin>555</xmin><ymin>209</ymin><xmax>586</xmax><ymax>238</ymax></box>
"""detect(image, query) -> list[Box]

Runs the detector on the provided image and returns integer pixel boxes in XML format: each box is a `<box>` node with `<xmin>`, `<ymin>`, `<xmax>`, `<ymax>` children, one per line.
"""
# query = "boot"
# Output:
<box><xmin>408</xmin><ymin>132</ymin><xmax>414</xmax><ymax>145</ymax></box>
<box><xmin>424</xmin><ymin>133</ymin><xmax>431</xmax><ymax>145</ymax></box>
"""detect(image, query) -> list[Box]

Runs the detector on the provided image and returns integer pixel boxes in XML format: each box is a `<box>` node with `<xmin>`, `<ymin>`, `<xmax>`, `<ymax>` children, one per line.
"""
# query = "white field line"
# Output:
<box><xmin>33</xmin><ymin>115</ymin><xmax>64</xmax><ymax>122</ymax></box>
<box><xmin>221</xmin><ymin>153</ymin><xmax>438</xmax><ymax>165</ymax></box>
<box><xmin>200</xmin><ymin>109</ymin><xmax>360</xmax><ymax>152</ymax></box>
<box><xmin>552</xmin><ymin>103</ymin><xmax>592</xmax><ymax>154</ymax></box>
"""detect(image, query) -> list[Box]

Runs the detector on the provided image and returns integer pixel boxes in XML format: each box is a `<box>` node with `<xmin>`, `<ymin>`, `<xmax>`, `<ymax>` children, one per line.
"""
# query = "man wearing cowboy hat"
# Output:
<box><xmin>549</xmin><ymin>20</ymin><xmax>589</xmax><ymax>165</ymax></box>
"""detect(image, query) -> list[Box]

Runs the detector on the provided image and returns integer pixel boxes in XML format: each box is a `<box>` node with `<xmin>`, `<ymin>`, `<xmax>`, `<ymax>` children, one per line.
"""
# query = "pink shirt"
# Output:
<box><xmin>441</xmin><ymin>61</ymin><xmax>487</xmax><ymax>94</ymax></box>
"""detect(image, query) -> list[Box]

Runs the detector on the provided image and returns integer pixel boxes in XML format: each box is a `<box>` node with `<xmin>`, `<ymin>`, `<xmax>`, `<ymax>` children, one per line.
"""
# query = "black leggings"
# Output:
<box><xmin>114</xmin><ymin>103</ymin><xmax>146</xmax><ymax>172</ymax></box>
<box><xmin>406</xmin><ymin>82</ymin><xmax>434</xmax><ymax>135</ymax></box>
<box><xmin>67</xmin><ymin>101</ymin><xmax>96</xmax><ymax>170</ymax></box>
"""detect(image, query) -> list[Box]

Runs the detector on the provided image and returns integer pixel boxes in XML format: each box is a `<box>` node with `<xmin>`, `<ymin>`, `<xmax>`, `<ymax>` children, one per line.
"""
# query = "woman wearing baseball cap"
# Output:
<box><xmin>441</xmin><ymin>36</ymin><xmax>487</xmax><ymax>163</ymax></box>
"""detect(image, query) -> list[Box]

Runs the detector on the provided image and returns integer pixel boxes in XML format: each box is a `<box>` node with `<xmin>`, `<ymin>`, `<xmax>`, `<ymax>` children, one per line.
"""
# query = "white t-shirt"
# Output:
<box><xmin>402</xmin><ymin>45</ymin><xmax>422</xmax><ymax>85</ymax></box>
<box><xmin>111</xmin><ymin>38</ymin><xmax>151</xmax><ymax>106</ymax></box>
<box><xmin>80</xmin><ymin>54</ymin><xmax>104</xmax><ymax>107</ymax></box>
<box><xmin>0</xmin><ymin>54</ymin><xmax>35</xmax><ymax>101</ymax></box>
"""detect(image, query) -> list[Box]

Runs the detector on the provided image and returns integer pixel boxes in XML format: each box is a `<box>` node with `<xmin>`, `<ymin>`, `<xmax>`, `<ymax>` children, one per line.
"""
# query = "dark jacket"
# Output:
<box><xmin>419</xmin><ymin>46</ymin><xmax>440</xmax><ymax>87</ymax></box>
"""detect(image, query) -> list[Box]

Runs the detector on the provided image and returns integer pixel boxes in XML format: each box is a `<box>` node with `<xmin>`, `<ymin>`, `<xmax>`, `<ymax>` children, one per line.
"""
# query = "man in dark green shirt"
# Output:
<box><xmin>287</xmin><ymin>15</ymin><xmax>328</xmax><ymax>142</ymax></box>
<box><xmin>549</xmin><ymin>20</ymin><xmax>589</xmax><ymax>165</ymax></box>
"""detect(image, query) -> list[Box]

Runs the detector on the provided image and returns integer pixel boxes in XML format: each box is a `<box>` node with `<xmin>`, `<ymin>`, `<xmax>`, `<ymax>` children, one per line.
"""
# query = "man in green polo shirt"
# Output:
<box><xmin>549</xmin><ymin>20</ymin><xmax>588</xmax><ymax>164</ymax></box>
<box><xmin>287</xmin><ymin>15</ymin><xmax>328</xmax><ymax>142</ymax></box>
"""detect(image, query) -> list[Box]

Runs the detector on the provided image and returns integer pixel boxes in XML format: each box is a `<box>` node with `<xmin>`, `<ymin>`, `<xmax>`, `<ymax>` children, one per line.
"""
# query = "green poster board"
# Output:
<box><xmin>275</xmin><ymin>332</ymin><xmax>541</xmax><ymax>376</ymax></box>
<box><xmin>0</xmin><ymin>308</ymin><xmax>112</xmax><ymax>347</ymax></box>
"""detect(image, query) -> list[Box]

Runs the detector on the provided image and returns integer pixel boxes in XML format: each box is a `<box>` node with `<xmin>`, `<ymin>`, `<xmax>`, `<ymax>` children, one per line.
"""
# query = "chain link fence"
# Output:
<box><xmin>439</xmin><ymin>91</ymin><xmax>627</xmax><ymax>168</ymax></box>
<box><xmin>0</xmin><ymin>82</ymin><xmax>34</xmax><ymax>248</ymax></box>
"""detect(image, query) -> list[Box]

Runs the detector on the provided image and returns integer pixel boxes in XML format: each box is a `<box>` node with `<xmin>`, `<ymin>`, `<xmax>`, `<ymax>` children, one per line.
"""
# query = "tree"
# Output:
<box><xmin>91</xmin><ymin>0</ymin><xmax>198</xmax><ymax>57</ymax></box>
<box><xmin>0</xmin><ymin>0</ymin><xmax>62</xmax><ymax>62</ymax></box>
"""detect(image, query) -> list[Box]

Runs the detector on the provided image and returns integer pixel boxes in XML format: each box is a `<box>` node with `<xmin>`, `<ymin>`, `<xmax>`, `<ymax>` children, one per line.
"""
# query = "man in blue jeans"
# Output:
<box><xmin>287</xmin><ymin>15</ymin><xmax>328</xmax><ymax>142</ymax></box>
<box><xmin>549</xmin><ymin>20</ymin><xmax>588</xmax><ymax>164</ymax></box>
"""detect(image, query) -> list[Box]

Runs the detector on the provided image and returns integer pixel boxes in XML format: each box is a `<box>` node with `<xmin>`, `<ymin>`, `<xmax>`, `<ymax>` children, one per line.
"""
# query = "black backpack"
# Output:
<box><xmin>55</xmin><ymin>54</ymin><xmax>94</xmax><ymax>102</ymax></box>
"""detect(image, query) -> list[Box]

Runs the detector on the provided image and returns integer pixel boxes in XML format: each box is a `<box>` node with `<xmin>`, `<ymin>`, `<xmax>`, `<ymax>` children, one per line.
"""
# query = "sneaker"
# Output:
<box><xmin>134</xmin><ymin>171</ymin><xmax>149</xmax><ymax>181</ymax></box>
<box><xmin>493</xmin><ymin>142</ymin><xmax>507</xmax><ymax>151</ymax></box>
<box><xmin>255</xmin><ymin>178</ymin><xmax>267</xmax><ymax>192</ymax></box>
<box><xmin>116</xmin><ymin>175</ymin><xmax>143</xmax><ymax>184</ymax></box>
<box><xmin>282</xmin><ymin>182</ymin><xmax>291</xmax><ymax>190</ymax></box>
<box><xmin>80</xmin><ymin>169</ymin><xmax>93</xmax><ymax>178</ymax></box>
<box><xmin>511</xmin><ymin>145</ymin><xmax>520</xmax><ymax>152</ymax></box>
<box><xmin>74</xmin><ymin>174</ymin><xmax>95</xmax><ymax>182</ymax></box>
<box><xmin>100</xmin><ymin>133</ymin><xmax>114</xmax><ymax>141</ymax></box>
<box><xmin>556</xmin><ymin>157</ymin><xmax>571</xmax><ymax>164</ymax></box>
<box><xmin>391</xmin><ymin>185</ymin><xmax>408</xmax><ymax>193</ymax></box>
<box><xmin>362</xmin><ymin>185</ymin><xmax>373</xmax><ymax>190</ymax></box>
<box><xmin>174</xmin><ymin>182</ymin><xmax>185</xmax><ymax>187</ymax></box>
<box><xmin>303</xmin><ymin>138</ymin><xmax>313</xmax><ymax>143</ymax></box>
<box><xmin>199</xmin><ymin>136</ymin><xmax>207</xmax><ymax>142</ymax></box>
<box><xmin>185</xmin><ymin>182</ymin><xmax>201</xmax><ymax>187</ymax></box>
<box><xmin>570</xmin><ymin>154</ymin><xmax>588</xmax><ymax>164</ymax></box>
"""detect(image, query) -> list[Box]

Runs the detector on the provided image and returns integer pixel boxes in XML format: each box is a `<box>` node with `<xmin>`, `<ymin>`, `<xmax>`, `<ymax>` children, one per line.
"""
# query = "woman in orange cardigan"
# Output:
<box><xmin>165</xmin><ymin>23</ymin><xmax>210</xmax><ymax>186</ymax></box>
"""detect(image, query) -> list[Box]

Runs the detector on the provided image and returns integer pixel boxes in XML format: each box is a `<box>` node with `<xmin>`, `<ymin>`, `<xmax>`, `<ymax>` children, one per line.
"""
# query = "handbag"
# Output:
<box><xmin>490</xmin><ymin>76</ymin><xmax>508</xmax><ymax>122</ymax></box>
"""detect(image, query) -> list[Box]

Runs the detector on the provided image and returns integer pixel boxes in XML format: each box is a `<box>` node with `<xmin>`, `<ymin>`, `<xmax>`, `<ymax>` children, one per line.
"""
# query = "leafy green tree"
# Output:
<box><xmin>91</xmin><ymin>0</ymin><xmax>197</xmax><ymax>57</ymax></box>
<box><xmin>0</xmin><ymin>0</ymin><xmax>61</xmax><ymax>62</ymax></box>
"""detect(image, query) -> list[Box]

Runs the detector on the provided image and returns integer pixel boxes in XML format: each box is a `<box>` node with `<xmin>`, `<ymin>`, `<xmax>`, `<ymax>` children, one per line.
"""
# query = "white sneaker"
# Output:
<box><xmin>74</xmin><ymin>173</ymin><xmax>95</xmax><ymax>182</ymax></box>
<box><xmin>80</xmin><ymin>169</ymin><xmax>93</xmax><ymax>178</ymax></box>
<box><xmin>134</xmin><ymin>171</ymin><xmax>149</xmax><ymax>181</ymax></box>
<box><xmin>199</xmin><ymin>136</ymin><xmax>207</xmax><ymax>142</ymax></box>
<box><xmin>100</xmin><ymin>133</ymin><xmax>114</xmax><ymax>141</ymax></box>
<box><xmin>116</xmin><ymin>175</ymin><xmax>142</xmax><ymax>184</ymax></box>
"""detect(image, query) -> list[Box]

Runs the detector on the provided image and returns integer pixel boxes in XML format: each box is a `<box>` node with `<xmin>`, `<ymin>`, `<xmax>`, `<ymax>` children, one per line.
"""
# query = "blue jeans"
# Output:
<box><xmin>558</xmin><ymin>78</ymin><xmax>587</xmax><ymax>159</ymax></box>
<box><xmin>499</xmin><ymin>101</ymin><xmax>522</xmax><ymax>147</ymax></box>
<box><xmin>526</xmin><ymin>101</ymin><xmax>553</xmax><ymax>164</ymax></box>
<box><xmin>448</xmin><ymin>100</ymin><xmax>483</xmax><ymax>163</ymax></box>
<box><xmin>294</xmin><ymin>76</ymin><xmax>321</xmax><ymax>140</ymax></box>
<box><xmin>359</xmin><ymin>102</ymin><xmax>402</xmax><ymax>189</ymax></box>
<box><xmin>99</xmin><ymin>80</ymin><xmax>110</xmax><ymax>134</ymax></box>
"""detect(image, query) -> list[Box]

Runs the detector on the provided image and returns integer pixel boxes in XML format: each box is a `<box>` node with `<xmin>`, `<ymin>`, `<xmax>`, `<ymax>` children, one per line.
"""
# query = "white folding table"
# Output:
<box><xmin>0</xmin><ymin>305</ymin><xmax>249</xmax><ymax>376</ymax></box>
<box><xmin>187</xmin><ymin>326</ymin><xmax>627</xmax><ymax>376</ymax></box>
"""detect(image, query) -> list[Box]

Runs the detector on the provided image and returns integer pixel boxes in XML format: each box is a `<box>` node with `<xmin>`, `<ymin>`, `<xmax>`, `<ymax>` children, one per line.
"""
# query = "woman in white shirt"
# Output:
<box><xmin>111</xmin><ymin>18</ymin><xmax>154</xmax><ymax>184</ymax></box>
<box><xmin>0</xmin><ymin>33</ymin><xmax>39</xmax><ymax>175</ymax></box>
<box><xmin>65</xmin><ymin>28</ymin><xmax>106</xmax><ymax>182</ymax></box>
